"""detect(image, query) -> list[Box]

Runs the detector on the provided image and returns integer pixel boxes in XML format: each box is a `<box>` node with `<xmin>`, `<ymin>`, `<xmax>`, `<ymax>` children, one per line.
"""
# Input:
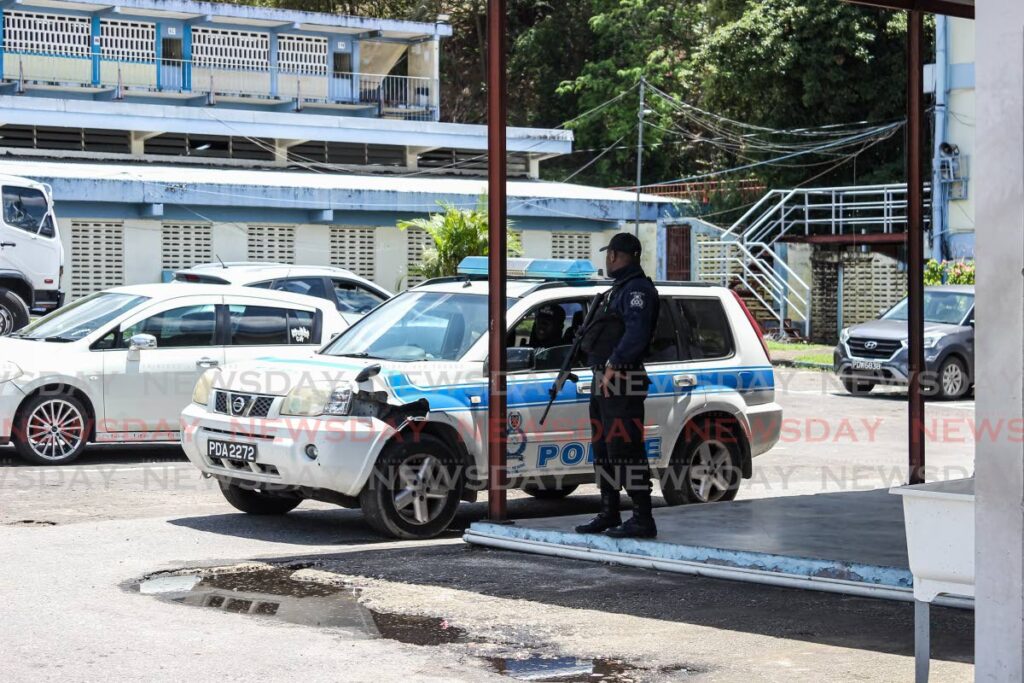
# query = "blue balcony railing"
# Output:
<box><xmin>1</xmin><ymin>50</ymin><xmax>440</xmax><ymax>121</ymax></box>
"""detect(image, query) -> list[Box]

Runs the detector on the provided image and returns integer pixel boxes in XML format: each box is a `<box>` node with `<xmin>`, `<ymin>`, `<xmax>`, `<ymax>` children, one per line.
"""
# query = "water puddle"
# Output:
<box><xmin>487</xmin><ymin>655</ymin><xmax>635</xmax><ymax>681</ymax></box>
<box><xmin>138</xmin><ymin>567</ymin><xmax>464</xmax><ymax>644</ymax></box>
<box><xmin>136</xmin><ymin>566</ymin><xmax>693</xmax><ymax>681</ymax></box>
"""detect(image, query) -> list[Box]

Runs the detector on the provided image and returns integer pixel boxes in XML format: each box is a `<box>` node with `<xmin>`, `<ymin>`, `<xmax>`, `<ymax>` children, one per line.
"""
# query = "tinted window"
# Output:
<box><xmin>333</xmin><ymin>279</ymin><xmax>385</xmax><ymax>315</ymax></box>
<box><xmin>325</xmin><ymin>292</ymin><xmax>510</xmax><ymax>362</ymax></box>
<box><xmin>228</xmin><ymin>305</ymin><xmax>318</xmax><ymax>346</ymax></box>
<box><xmin>272</xmin><ymin>277</ymin><xmax>327</xmax><ymax>300</ymax></box>
<box><xmin>122</xmin><ymin>304</ymin><xmax>217</xmax><ymax>348</ymax></box>
<box><xmin>676</xmin><ymin>298</ymin><xmax>734</xmax><ymax>360</ymax></box>
<box><xmin>3</xmin><ymin>186</ymin><xmax>51</xmax><ymax>235</ymax></box>
<box><xmin>508</xmin><ymin>300</ymin><xmax>587</xmax><ymax>371</ymax></box>
<box><xmin>647</xmin><ymin>299</ymin><xmax>682</xmax><ymax>363</ymax></box>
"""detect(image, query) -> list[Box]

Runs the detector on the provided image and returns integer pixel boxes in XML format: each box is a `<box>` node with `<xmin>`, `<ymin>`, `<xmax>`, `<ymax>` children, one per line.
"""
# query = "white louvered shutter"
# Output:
<box><xmin>3</xmin><ymin>11</ymin><xmax>91</xmax><ymax>57</ymax></box>
<box><xmin>330</xmin><ymin>227</ymin><xmax>375</xmax><ymax>279</ymax></box>
<box><xmin>247</xmin><ymin>225</ymin><xmax>295</xmax><ymax>263</ymax></box>
<box><xmin>551</xmin><ymin>232</ymin><xmax>592</xmax><ymax>260</ymax></box>
<box><xmin>192</xmin><ymin>27</ymin><xmax>269</xmax><ymax>70</ymax></box>
<box><xmin>405</xmin><ymin>228</ymin><xmax>432</xmax><ymax>288</ymax></box>
<box><xmin>70</xmin><ymin>221</ymin><xmax>124</xmax><ymax>300</ymax></box>
<box><xmin>100</xmin><ymin>19</ymin><xmax>156</xmax><ymax>61</ymax></box>
<box><xmin>161</xmin><ymin>223</ymin><xmax>213</xmax><ymax>271</ymax></box>
<box><xmin>278</xmin><ymin>34</ymin><xmax>328</xmax><ymax>75</ymax></box>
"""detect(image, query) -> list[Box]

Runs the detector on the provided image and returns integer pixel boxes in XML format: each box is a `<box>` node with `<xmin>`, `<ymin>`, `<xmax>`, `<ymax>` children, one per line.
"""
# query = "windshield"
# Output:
<box><xmin>324</xmin><ymin>291</ymin><xmax>514</xmax><ymax>362</ymax></box>
<box><xmin>17</xmin><ymin>292</ymin><xmax>150</xmax><ymax>341</ymax></box>
<box><xmin>883</xmin><ymin>291</ymin><xmax>973</xmax><ymax>325</ymax></box>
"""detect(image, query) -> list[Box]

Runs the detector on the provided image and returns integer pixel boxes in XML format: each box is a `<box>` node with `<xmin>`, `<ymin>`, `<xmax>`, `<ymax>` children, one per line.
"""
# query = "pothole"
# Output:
<box><xmin>135</xmin><ymin>566</ymin><xmax>700</xmax><ymax>681</ymax></box>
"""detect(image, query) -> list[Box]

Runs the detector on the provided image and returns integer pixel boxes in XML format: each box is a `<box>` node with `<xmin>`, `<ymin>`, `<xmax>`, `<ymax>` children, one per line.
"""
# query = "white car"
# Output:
<box><xmin>180</xmin><ymin>259</ymin><xmax>783</xmax><ymax>539</ymax></box>
<box><xmin>0</xmin><ymin>283</ymin><xmax>348</xmax><ymax>465</ymax></box>
<box><xmin>174</xmin><ymin>262</ymin><xmax>391</xmax><ymax>320</ymax></box>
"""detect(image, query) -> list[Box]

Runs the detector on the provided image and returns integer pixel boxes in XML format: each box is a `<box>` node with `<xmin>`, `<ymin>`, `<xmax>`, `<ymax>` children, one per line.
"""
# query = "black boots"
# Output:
<box><xmin>574</xmin><ymin>490</ymin><xmax>622</xmax><ymax>534</ymax></box>
<box><xmin>606</xmin><ymin>493</ymin><xmax>657</xmax><ymax>539</ymax></box>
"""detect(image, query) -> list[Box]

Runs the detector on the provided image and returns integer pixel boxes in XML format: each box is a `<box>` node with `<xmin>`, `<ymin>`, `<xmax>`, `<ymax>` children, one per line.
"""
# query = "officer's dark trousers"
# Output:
<box><xmin>589</xmin><ymin>376</ymin><xmax>652</xmax><ymax>498</ymax></box>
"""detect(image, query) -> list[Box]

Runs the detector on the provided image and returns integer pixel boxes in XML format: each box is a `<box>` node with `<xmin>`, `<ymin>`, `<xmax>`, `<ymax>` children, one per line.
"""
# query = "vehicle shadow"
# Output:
<box><xmin>166</xmin><ymin>492</ymin><xmax>615</xmax><ymax>546</ymax></box>
<box><xmin>0</xmin><ymin>444</ymin><xmax>188</xmax><ymax>467</ymax></box>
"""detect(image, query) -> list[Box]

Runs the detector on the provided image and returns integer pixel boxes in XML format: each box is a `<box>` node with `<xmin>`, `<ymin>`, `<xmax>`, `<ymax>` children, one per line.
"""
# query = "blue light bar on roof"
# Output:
<box><xmin>457</xmin><ymin>257</ymin><xmax>598</xmax><ymax>280</ymax></box>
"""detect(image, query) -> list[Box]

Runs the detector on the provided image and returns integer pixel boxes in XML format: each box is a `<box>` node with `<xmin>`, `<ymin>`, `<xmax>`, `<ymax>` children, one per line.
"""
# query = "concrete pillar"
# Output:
<box><xmin>975</xmin><ymin>2</ymin><xmax>1024</xmax><ymax>679</ymax></box>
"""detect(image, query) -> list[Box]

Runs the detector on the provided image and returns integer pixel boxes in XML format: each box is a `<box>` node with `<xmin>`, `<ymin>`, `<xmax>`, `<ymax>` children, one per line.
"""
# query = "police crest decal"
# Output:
<box><xmin>506</xmin><ymin>411</ymin><xmax>527</xmax><ymax>473</ymax></box>
<box><xmin>630</xmin><ymin>291</ymin><xmax>645</xmax><ymax>309</ymax></box>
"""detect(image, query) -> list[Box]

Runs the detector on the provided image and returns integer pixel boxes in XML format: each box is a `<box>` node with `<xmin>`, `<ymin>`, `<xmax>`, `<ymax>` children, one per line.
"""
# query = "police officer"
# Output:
<box><xmin>575</xmin><ymin>232</ymin><xmax>659</xmax><ymax>538</ymax></box>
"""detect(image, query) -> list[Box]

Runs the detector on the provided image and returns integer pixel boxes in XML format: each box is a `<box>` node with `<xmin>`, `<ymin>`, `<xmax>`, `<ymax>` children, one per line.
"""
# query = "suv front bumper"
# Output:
<box><xmin>180</xmin><ymin>403</ymin><xmax>398</xmax><ymax>497</ymax></box>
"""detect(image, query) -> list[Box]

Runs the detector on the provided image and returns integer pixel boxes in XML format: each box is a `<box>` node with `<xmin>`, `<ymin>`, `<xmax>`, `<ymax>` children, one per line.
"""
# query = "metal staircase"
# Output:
<box><xmin>696</xmin><ymin>183</ymin><xmax>929</xmax><ymax>337</ymax></box>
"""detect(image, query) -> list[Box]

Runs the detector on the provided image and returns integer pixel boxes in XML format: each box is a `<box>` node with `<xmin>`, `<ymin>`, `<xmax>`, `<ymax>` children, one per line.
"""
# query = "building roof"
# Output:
<box><xmin>0</xmin><ymin>159</ymin><xmax>679</xmax><ymax>223</ymax></box>
<box><xmin>843</xmin><ymin>1</ymin><xmax>973</xmax><ymax>19</ymax></box>
<box><xmin>9</xmin><ymin>0</ymin><xmax>453</xmax><ymax>40</ymax></box>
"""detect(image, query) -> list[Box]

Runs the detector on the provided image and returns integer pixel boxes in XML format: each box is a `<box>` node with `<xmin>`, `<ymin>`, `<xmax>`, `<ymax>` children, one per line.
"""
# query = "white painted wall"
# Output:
<box><xmin>947</xmin><ymin>17</ymin><xmax>976</xmax><ymax>244</ymax></box>
<box><xmin>975</xmin><ymin>2</ymin><xmax>1024</xmax><ymax>678</ymax></box>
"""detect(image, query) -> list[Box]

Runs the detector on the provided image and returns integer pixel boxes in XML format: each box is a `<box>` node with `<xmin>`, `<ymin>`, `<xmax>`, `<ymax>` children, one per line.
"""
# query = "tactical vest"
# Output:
<box><xmin>580</xmin><ymin>272</ymin><xmax>654</xmax><ymax>365</ymax></box>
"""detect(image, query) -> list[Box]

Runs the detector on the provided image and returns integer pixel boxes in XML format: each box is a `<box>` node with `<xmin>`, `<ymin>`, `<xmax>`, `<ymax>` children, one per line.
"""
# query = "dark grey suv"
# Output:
<box><xmin>833</xmin><ymin>285</ymin><xmax>974</xmax><ymax>400</ymax></box>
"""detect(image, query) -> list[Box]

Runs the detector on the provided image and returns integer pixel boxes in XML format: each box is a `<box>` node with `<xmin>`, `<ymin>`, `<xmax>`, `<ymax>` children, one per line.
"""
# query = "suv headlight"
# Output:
<box><xmin>839</xmin><ymin>328</ymin><xmax>850</xmax><ymax>343</ymax></box>
<box><xmin>192</xmin><ymin>369</ymin><xmax>219</xmax><ymax>406</ymax></box>
<box><xmin>0</xmin><ymin>361</ymin><xmax>22</xmax><ymax>384</ymax></box>
<box><xmin>280</xmin><ymin>384</ymin><xmax>355</xmax><ymax>417</ymax></box>
<box><xmin>924</xmin><ymin>334</ymin><xmax>942</xmax><ymax>349</ymax></box>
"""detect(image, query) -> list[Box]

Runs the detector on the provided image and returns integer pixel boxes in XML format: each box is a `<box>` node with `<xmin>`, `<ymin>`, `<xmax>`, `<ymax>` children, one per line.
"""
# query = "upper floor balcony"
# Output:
<box><xmin>0</xmin><ymin>0</ymin><xmax>450</xmax><ymax>122</ymax></box>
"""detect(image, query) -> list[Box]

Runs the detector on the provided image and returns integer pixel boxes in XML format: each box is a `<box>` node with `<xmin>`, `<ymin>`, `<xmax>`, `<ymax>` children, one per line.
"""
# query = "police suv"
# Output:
<box><xmin>181</xmin><ymin>259</ymin><xmax>782</xmax><ymax>539</ymax></box>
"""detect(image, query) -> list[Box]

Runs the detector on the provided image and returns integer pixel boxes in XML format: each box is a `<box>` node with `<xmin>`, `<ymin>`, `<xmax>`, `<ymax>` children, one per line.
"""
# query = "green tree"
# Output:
<box><xmin>398</xmin><ymin>199</ymin><xmax>522</xmax><ymax>279</ymax></box>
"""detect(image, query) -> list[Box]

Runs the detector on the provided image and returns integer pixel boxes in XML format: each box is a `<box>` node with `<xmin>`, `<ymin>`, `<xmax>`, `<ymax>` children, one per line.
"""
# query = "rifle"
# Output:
<box><xmin>539</xmin><ymin>290</ymin><xmax>607</xmax><ymax>425</ymax></box>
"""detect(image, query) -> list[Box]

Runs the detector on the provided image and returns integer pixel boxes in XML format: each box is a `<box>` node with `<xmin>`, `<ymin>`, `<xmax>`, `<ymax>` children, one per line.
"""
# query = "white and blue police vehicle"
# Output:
<box><xmin>180</xmin><ymin>258</ymin><xmax>782</xmax><ymax>539</ymax></box>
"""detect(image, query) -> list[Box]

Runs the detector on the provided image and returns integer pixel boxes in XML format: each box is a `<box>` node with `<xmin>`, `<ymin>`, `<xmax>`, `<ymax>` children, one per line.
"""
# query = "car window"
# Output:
<box><xmin>272</xmin><ymin>277</ymin><xmax>327</xmax><ymax>300</ymax></box>
<box><xmin>325</xmin><ymin>291</ymin><xmax>508</xmax><ymax>362</ymax></box>
<box><xmin>676</xmin><ymin>298</ymin><xmax>734</xmax><ymax>360</ymax></box>
<box><xmin>19</xmin><ymin>292</ymin><xmax>149</xmax><ymax>342</ymax></box>
<box><xmin>122</xmin><ymin>304</ymin><xmax>217</xmax><ymax>349</ymax></box>
<box><xmin>228</xmin><ymin>304</ymin><xmax>319</xmax><ymax>346</ymax></box>
<box><xmin>3</xmin><ymin>186</ymin><xmax>51</xmax><ymax>235</ymax></box>
<box><xmin>507</xmin><ymin>300</ymin><xmax>587</xmax><ymax>372</ymax></box>
<box><xmin>247</xmin><ymin>280</ymin><xmax>273</xmax><ymax>289</ymax></box>
<box><xmin>332</xmin><ymin>279</ymin><xmax>386</xmax><ymax>315</ymax></box>
<box><xmin>647</xmin><ymin>299</ymin><xmax>682</xmax><ymax>363</ymax></box>
<box><xmin>883</xmin><ymin>291</ymin><xmax>975</xmax><ymax>325</ymax></box>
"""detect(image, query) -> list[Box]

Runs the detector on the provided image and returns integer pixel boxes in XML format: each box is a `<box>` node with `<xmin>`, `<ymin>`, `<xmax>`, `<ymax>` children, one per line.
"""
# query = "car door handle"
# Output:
<box><xmin>577</xmin><ymin>382</ymin><xmax>592</xmax><ymax>395</ymax></box>
<box><xmin>0</xmin><ymin>242</ymin><xmax>15</xmax><ymax>248</ymax></box>
<box><xmin>673</xmin><ymin>374</ymin><xmax>698</xmax><ymax>389</ymax></box>
<box><xmin>196</xmin><ymin>358</ymin><xmax>219</xmax><ymax>369</ymax></box>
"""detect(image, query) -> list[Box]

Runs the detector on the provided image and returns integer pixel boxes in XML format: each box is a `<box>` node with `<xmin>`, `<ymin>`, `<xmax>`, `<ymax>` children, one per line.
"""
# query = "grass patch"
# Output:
<box><xmin>793</xmin><ymin>352</ymin><xmax>834</xmax><ymax>365</ymax></box>
<box><xmin>765</xmin><ymin>339</ymin><xmax>833</xmax><ymax>354</ymax></box>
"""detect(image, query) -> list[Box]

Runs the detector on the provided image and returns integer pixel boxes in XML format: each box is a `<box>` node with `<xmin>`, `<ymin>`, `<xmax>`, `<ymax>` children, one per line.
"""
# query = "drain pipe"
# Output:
<box><xmin>464</xmin><ymin>530</ymin><xmax>973</xmax><ymax>610</ymax></box>
<box><xmin>930</xmin><ymin>15</ymin><xmax>949</xmax><ymax>262</ymax></box>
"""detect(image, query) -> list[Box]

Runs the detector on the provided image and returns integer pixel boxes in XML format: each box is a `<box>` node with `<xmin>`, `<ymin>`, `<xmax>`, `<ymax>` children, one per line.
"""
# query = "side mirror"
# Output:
<box><xmin>129</xmin><ymin>333</ymin><xmax>157</xmax><ymax>355</ymax></box>
<box><xmin>507</xmin><ymin>347</ymin><xmax>536</xmax><ymax>372</ymax></box>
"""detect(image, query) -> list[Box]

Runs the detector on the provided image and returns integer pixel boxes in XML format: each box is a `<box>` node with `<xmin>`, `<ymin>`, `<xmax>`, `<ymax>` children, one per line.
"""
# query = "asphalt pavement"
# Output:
<box><xmin>0</xmin><ymin>369</ymin><xmax>976</xmax><ymax>682</ymax></box>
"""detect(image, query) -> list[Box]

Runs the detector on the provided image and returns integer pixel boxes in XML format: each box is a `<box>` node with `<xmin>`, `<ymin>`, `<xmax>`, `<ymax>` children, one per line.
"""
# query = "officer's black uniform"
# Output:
<box><xmin>575</xmin><ymin>233</ymin><xmax>659</xmax><ymax>538</ymax></box>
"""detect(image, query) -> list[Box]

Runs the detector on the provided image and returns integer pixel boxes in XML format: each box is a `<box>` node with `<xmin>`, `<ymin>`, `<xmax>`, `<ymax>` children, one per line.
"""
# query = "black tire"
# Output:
<box><xmin>934</xmin><ymin>356</ymin><xmax>970</xmax><ymax>400</ymax></box>
<box><xmin>522</xmin><ymin>484</ymin><xmax>579</xmax><ymax>500</ymax></box>
<box><xmin>661</xmin><ymin>418</ymin><xmax>743</xmax><ymax>506</ymax></box>
<box><xmin>218</xmin><ymin>480</ymin><xmax>302</xmax><ymax>515</ymax></box>
<box><xmin>12</xmin><ymin>391</ymin><xmax>92</xmax><ymax>465</ymax></box>
<box><xmin>359</xmin><ymin>435</ymin><xmax>464</xmax><ymax>540</ymax></box>
<box><xmin>0</xmin><ymin>288</ymin><xmax>30</xmax><ymax>336</ymax></box>
<box><xmin>841</xmin><ymin>378</ymin><xmax>876</xmax><ymax>395</ymax></box>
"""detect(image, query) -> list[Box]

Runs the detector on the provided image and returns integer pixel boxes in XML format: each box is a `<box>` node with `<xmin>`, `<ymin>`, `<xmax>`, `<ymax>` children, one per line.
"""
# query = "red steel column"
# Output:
<box><xmin>486</xmin><ymin>0</ymin><xmax>509</xmax><ymax>520</ymax></box>
<box><xmin>906</xmin><ymin>9</ymin><xmax>926</xmax><ymax>485</ymax></box>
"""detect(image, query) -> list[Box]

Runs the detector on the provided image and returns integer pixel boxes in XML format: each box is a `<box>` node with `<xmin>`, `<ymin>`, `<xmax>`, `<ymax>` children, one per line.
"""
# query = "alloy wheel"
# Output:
<box><xmin>392</xmin><ymin>454</ymin><xmax>452</xmax><ymax>525</ymax></box>
<box><xmin>942</xmin><ymin>362</ymin><xmax>965</xmax><ymax>397</ymax></box>
<box><xmin>26</xmin><ymin>399</ymin><xmax>85</xmax><ymax>461</ymax></box>
<box><xmin>688</xmin><ymin>440</ymin><xmax>736</xmax><ymax>503</ymax></box>
<box><xmin>0</xmin><ymin>305</ymin><xmax>13</xmax><ymax>336</ymax></box>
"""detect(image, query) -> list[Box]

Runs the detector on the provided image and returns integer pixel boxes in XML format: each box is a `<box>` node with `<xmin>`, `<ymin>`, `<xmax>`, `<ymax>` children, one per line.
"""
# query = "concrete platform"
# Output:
<box><xmin>464</xmin><ymin>489</ymin><xmax>972</xmax><ymax>608</ymax></box>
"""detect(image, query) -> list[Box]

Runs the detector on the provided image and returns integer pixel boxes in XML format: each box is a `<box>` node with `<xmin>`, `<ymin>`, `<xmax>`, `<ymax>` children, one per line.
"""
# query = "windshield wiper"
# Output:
<box><xmin>333</xmin><ymin>352</ymin><xmax>383</xmax><ymax>359</ymax></box>
<box><xmin>40</xmin><ymin>336</ymin><xmax>76</xmax><ymax>343</ymax></box>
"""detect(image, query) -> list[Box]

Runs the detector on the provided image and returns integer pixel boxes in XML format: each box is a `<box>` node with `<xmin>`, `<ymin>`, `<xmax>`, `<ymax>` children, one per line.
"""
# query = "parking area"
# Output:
<box><xmin>0</xmin><ymin>368</ymin><xmax>975</xmax><ymax>682</ymax></box>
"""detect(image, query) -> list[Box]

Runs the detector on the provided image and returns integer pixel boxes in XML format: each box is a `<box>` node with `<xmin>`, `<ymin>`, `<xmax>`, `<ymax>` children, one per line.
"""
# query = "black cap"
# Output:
<box><xmin>600</xmin><ymin>232</ymin><xmax>642</xmax><ymax>256</ymax></box>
